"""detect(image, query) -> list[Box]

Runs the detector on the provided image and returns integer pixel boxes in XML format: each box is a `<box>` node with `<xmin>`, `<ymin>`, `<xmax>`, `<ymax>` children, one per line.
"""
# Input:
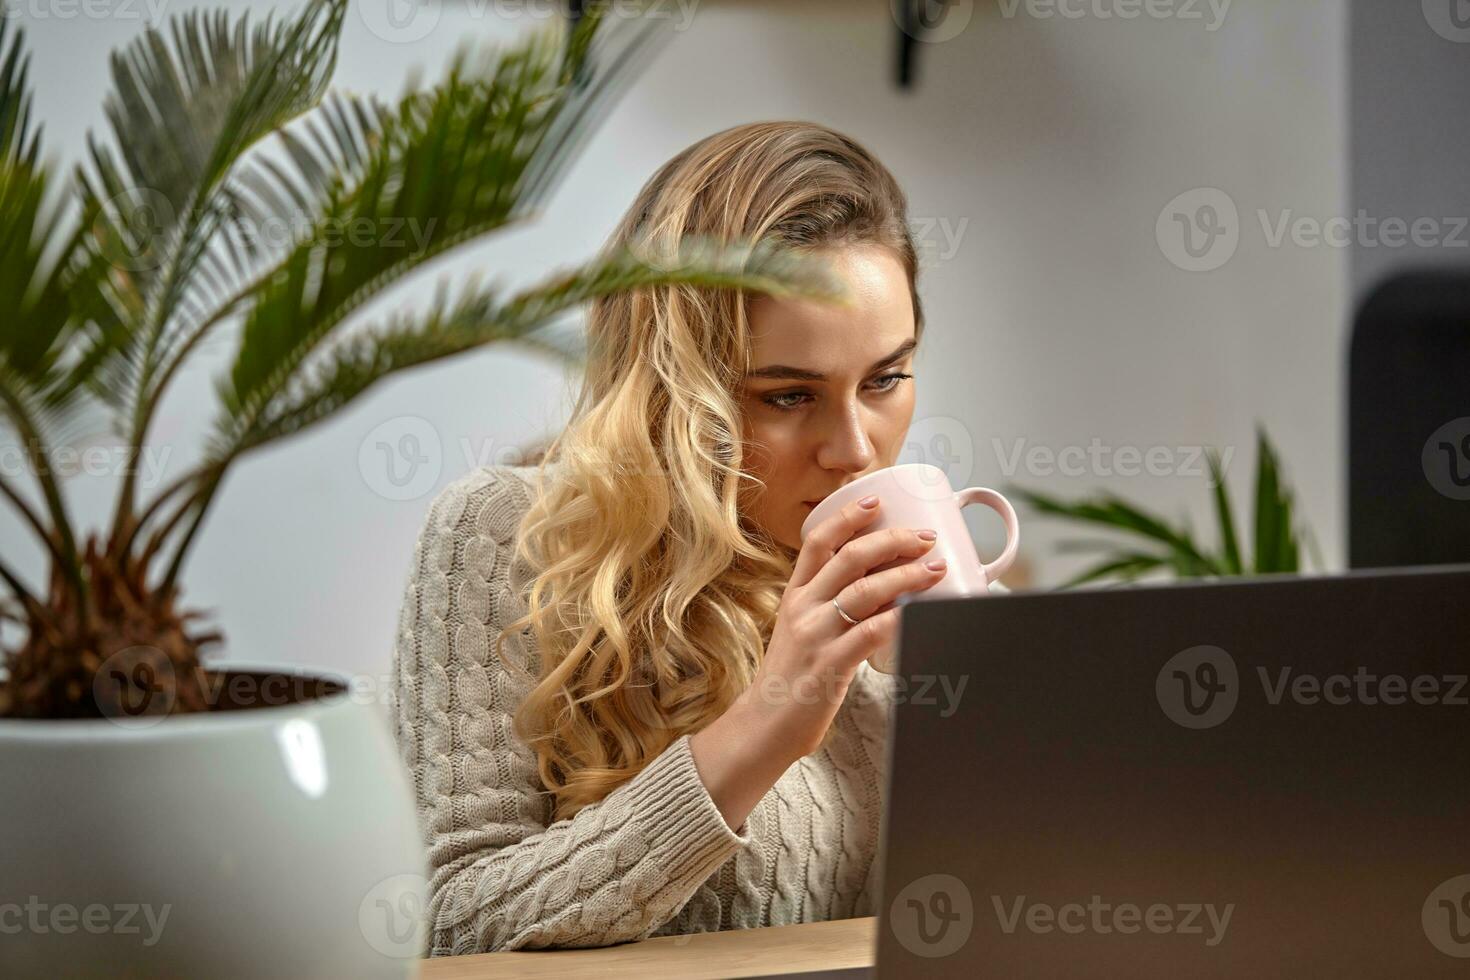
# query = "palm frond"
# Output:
<box><xmin>0</xmin><ymin>155</ymin><xmax>88</xmax><ymax>592</ymax></box>
<box><xmin>1251</xmin><ymin>426</ymin><xmax>1299</xmax><ymax>573</ymax></box>
<box><xmin>75</xmin><ymin>0</ymin><xmax>346</xmax><ymax>425</ymax></box>
<box><xmin>214</xmin><ymin>13</ymin><xmax>652</xmax><ymax>459</ymax></box>
<box><xmin>1057</xmin><ymin>552</ymin><xmax>1170</xmax><ymax>590</ymax></box>
<box><xmin>66</xmin><ymin>0</ymin><xmax>348</xmax><ymax>548</ymax></box>
<box><xmin>0</xmin><ymin>16</ymin><xmax>37</xmax><ymax>167</ymax></box>
<box><xmin>82</xmin><ymin>0</ymin><xmax>346</xmax><ymax>303</ymax></box>
<box><xmin>1207</xmin><ymin>448</ymin><xmax>1242</xmax><ymax>574</ymax></box>
<box><xmin>209</xmin><ymin>236</ymin><xmax>847</xmax><ymax>461</ymax></box>
<box><xmin>1006</xmin><ymin>485</ymin><xmax>1224</xmax><ymax>576</ymax></box>
<box><xmin>1011</xmin><ymin>426</ymin><xmax>1312</xmax><ymax>588</ymax></box>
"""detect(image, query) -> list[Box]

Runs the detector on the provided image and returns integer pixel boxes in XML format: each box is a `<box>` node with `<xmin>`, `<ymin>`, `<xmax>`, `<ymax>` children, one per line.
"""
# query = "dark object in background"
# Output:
<box><xmin>1349</xmin><ymin>270</ymin><xmax>1470</xmax><ymax>568</ymax></box>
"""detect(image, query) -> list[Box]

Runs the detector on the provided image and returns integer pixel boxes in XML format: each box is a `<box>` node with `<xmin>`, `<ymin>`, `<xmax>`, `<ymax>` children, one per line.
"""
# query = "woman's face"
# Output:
<box><xmin>738</xmin><ymin>243</ymin><xmax>918</xmax><ymax>552</ymax></box>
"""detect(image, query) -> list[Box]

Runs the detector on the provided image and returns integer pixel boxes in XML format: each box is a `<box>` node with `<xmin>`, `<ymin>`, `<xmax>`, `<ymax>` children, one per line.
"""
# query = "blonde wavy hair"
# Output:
<box><xmin>495</xmin><ymin>120</ymin><xmax>926</xmax><ymax>820</ymax></box>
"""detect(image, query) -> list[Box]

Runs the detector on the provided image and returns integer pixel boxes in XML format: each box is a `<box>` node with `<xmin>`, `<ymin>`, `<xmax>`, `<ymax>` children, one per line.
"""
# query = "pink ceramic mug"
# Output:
<box><xmin>799</xmin><ymin>463</ymin><xmax>1020</xmax><ymax>668</ymax></box>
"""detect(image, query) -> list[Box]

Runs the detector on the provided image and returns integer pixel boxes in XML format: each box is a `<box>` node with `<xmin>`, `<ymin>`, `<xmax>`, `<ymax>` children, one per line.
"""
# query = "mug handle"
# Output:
<box><xmin>954</xmin><ymin>487</ymin><xmax>1020</xmax><ymax>583</ymax></box>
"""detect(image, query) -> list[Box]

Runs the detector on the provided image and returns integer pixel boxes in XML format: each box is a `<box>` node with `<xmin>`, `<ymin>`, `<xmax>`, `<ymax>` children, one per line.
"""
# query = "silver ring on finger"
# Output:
<box><xmin>832</xmin><ymin>596</ymin><xmax>863</xmax><ymax>627</ymax></box>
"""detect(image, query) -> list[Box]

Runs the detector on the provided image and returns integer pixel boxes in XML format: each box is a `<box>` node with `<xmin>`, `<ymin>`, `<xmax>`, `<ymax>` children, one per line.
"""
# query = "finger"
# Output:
<box><xmin>827</xmin><ymin>604</ymin><xmax>903</xmax><ymax>672</ymax></box>
<box><xmin>789</xmin><ymin>497</ymin><xmax>883</xmax><ymax>589</ymax></box>
<box><xmin>807</xmin><ymin>525</ymin><xmax>939</xmax><ymax>602</ymax></box>
<box><xmin>830</xmin><ymin>557</ymin><xmax>947</xmax><ymax>622</ymax></box>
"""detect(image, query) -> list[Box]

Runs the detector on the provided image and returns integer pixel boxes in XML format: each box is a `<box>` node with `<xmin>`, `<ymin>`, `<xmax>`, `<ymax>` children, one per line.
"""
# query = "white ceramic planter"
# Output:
<box><xmin>0</xmin><ymin>664</ymin><xmax>429</xmax><ymax>979</ymax></box>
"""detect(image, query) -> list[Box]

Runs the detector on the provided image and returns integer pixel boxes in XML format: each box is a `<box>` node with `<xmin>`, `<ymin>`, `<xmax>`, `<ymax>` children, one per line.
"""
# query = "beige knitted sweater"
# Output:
<box><xmin>388</xmin><ymin>463</ymin><xmax>1002</xmax><ymax>955</ymax></box>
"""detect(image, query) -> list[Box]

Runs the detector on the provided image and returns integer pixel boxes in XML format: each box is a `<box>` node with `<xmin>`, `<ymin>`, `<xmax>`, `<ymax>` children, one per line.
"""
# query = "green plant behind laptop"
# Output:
<box><xmin>1006</xmin><ymin>426</ymin><xmax>1321</xmax><ymax>588</ymax></box>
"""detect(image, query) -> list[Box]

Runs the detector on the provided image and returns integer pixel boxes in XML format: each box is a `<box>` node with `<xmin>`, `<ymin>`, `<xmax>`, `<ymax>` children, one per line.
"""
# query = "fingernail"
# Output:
<box><xmin>925</xmin><ymin>558</ymin><xmax>947</xmax><ymax>571</ymax></box>
<box><xmin>917</xmin><ymin>529</ymin><xmax>937</xmax><ymax>541</ymax></box>
<box><xmin>859</xmin><ymin>495</ymin><xmax>880</xmax><ymax>508</ymax></box>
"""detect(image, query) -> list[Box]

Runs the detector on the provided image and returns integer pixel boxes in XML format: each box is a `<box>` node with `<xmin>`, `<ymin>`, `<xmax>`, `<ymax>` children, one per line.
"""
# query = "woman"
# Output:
<box><xmin>389</xmin><ymin>120</ymin><xmax>999</xmax><ymax>955</ymax></box>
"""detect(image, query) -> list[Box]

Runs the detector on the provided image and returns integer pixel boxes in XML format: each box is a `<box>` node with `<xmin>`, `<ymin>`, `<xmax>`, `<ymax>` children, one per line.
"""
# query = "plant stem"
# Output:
<box><xmin>0</xmin><ymin>387</ymin><xmax>86</xmax><ymax>607</ymax></box>
<box><xmin>139</xmin><ymin>479</ymin><xmax>215</xmax><ymax>569</ymax></box>
<box><xmin>0</xmin><ymin>471</ymin><xmax>67</xmax><ymax>570</ymax></box>
<box><xmin>0</xmin><ymin>556</ymin><xmax>44</xmax><ymax>619</ymax></box>
<box><xmin>120</xmin><ymin>460</ymin><xmax>221</xmax><ymax>561</ymax></box>
<box><xmin>107</xmin><ymin>168</ymin><xmax>226</xmax><ymax>562</ymax></box>
<box><xmin>160</xmin><ymin>465</ymin><xmax>228</xmax><ymax>593</ymax></box>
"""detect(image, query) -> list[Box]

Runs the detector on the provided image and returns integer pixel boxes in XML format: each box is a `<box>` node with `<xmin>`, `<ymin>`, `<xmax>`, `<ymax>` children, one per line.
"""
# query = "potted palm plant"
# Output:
<box><xmin>0</xmin><ymin>3</ymin><xmax>840</xmax><ymax>975</ymax></box>
<box><xmin>1006</xmin><ymin>426</ymin><xmax>1323</xmax><ymax>587</ymax></box>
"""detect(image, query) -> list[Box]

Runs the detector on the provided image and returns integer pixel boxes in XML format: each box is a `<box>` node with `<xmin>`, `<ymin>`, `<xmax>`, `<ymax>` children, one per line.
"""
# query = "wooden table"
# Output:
<box><xmin>418</xmin><ymin>916</ymin><xmax>876</xmax><ymax>979</ymax></box>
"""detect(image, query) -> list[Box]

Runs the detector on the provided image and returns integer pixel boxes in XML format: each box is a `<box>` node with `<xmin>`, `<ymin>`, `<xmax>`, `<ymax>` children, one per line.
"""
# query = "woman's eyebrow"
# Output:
<box><xmin>745</xmin><ymin>338</ymin><xmax>917</xmax><ymax>381</ymax></box>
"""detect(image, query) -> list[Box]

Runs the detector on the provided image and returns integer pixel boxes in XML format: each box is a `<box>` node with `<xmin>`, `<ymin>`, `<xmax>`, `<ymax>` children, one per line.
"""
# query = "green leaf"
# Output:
<box><xmin>215</xmin><ymin>12</ymin><xmax>657</xmax><ymax>447</ymax></box>
<box><xmin>1207</xmin><ymin>448</ymin><xmax>1242</xmax><ymax>574</ymax></box>
<box><xmin>0</xmin><ymin>155</ymin><xmax>106</xmax><ymax>439</ymax></box>
<box><xmin>1007</xmin><ymin>484</ymin><xmax>1224</xmax><ymax>576</ymax></box>
<box><xmin>76</xmin><ymin>0</ymin><xmax>346</xmax><ymax>418</ymax></box>
<box><xmin>1009</xmin><ymin>426</ymin><xmax>1315</xmax><ymax>586</ymax></box>
<box><xmin>209</xmin><ymin>235</ymin><xmax>846</xmax><ymax>461</ymax></box>
<box><xmin>1056</xmin><ymin>552</ymin><xmax>1168</xmax><ymax>589</ymax></box>
<box><xmin>0</xmin><ymin>17</ymin><xmax>37</xmax><ymax>167</ymax></box>
<box><xmin>1250</xmin><ymin>425</ymin><xmax>1301</xmax><ymax>573</ymax></box>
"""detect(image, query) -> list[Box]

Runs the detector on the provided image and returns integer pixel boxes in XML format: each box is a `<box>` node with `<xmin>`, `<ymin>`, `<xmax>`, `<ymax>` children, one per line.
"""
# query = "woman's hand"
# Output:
<box><xmin>689</xmin><ymin>494</ymin><xmax>945</xmax><ymax>830</ymax></box>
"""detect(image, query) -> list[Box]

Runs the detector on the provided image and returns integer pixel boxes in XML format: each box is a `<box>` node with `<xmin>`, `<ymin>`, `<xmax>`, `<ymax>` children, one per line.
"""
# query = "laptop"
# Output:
<box><xmin>867</xmin><ymin>564</ymin><xmax>1470</xmax><ymax>978</ymax></box>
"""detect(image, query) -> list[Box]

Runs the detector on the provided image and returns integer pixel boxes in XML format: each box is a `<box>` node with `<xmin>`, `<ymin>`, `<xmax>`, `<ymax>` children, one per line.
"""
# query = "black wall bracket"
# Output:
<box><xmin>896</xmin><ymin>0</ymin><xmax>959</xmax><ymax>88</ymax></box>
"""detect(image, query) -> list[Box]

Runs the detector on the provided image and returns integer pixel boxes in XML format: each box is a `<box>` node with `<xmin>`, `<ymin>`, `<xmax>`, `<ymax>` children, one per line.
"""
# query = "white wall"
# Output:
<box><xmin>2</xmin><ymin>0</ymin><xmax>1347</xmax><ymax>683</ymax></box>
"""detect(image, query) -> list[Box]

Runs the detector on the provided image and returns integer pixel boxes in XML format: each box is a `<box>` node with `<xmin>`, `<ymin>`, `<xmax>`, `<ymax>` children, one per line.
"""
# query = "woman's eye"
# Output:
<box><xmin>764</xmin><ymin>392</ymin><xmax>809</xmax><ymax>410</ymax></box>
<box><xmin>871</xmin><ymin>371</ymin><xmax>912</xmax><ymax>392</ymax></box>
<box><xmin>761</xmin><ymin>372</ymin><xmax>912</xmax><ymax>412</ymax></box>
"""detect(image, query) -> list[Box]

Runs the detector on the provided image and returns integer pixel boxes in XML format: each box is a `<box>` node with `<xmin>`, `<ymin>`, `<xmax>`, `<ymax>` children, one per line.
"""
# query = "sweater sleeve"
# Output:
<box><xmin>387</xmin><ymin>467</ymin><xmax>752</xmax><ymax>954</ymax></box>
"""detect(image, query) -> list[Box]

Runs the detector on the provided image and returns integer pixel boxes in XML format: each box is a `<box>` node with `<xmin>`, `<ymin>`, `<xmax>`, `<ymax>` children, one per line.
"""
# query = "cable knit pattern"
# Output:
<box><xmin>388</xmin><ymin>462</ymin><xmax>1003</xmax><ymax>954</ymax></box>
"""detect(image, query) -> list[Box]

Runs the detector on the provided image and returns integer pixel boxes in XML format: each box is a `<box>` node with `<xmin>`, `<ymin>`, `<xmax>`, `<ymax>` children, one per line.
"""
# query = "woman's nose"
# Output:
<box><xmin>816</xmin><ymin>405</ymin><xmax>877</xmax><ymax>472</ymax></box>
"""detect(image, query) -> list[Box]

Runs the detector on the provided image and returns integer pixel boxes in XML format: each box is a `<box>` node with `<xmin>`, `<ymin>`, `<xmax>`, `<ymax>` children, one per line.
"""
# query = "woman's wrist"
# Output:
<box><xmin>688</xmin><ymin>699</ymin><xmax>796</xmax><ymax>832</ymax></box>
